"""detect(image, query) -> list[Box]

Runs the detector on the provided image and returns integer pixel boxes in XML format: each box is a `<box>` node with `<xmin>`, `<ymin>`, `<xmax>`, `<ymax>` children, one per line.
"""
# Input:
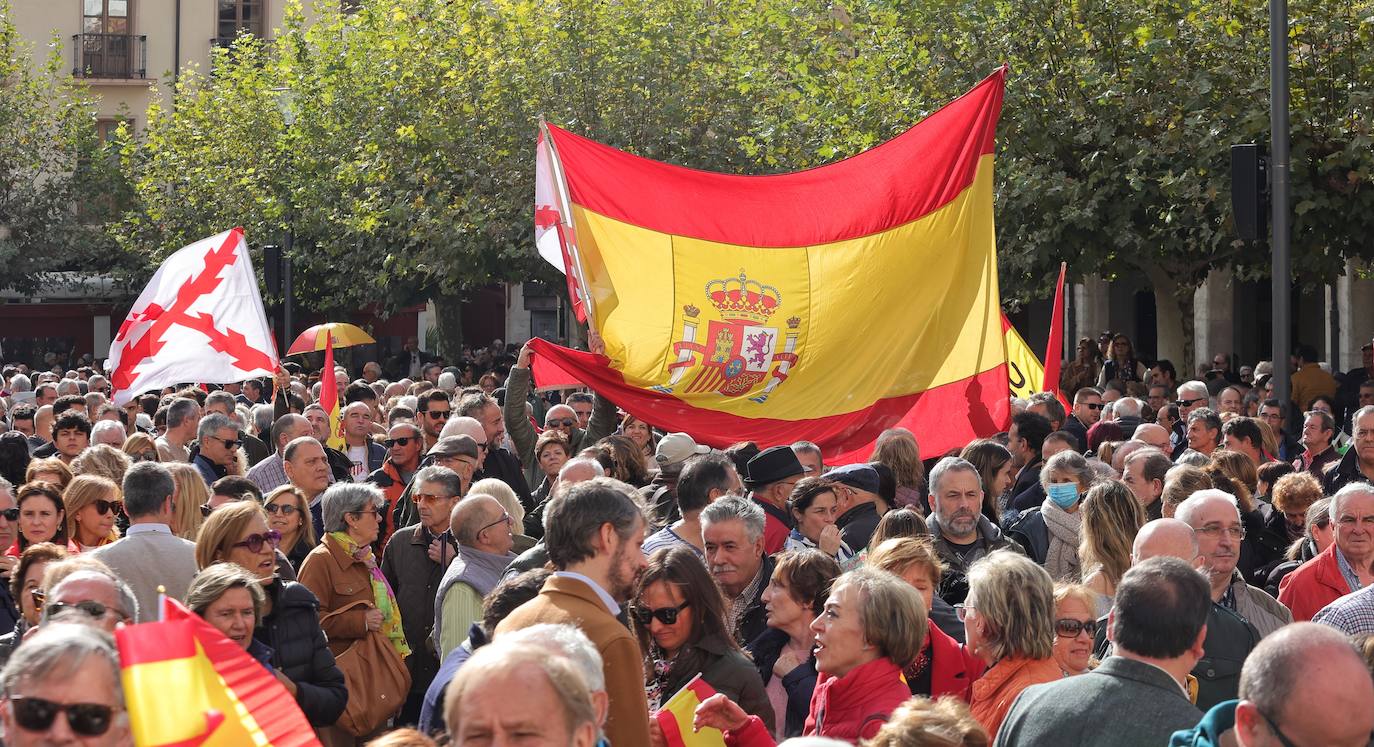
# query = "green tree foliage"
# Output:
<box><xmin>0</xmin><ymin>2</ymin><xmax>130</xmax><ymax>293</ymax></box>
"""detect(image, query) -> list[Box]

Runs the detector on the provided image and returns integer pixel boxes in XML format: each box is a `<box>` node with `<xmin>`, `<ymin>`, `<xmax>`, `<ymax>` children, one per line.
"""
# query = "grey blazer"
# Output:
<box><xmin>995</xmin><ymin>656</ymin><xmax>1202</xmax><ymax>747</ymax></box>
<box><xmin>90</xmin><ymin>527</ymin><xmax>198</xmax><ymax>623</ymax></box>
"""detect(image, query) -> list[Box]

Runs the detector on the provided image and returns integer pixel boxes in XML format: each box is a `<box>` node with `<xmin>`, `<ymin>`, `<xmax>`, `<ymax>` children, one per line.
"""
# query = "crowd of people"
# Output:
<box><xmin>0</xmin><ymin>330</ymin><xmax>1371</xmax><ymax>746</ymax></box>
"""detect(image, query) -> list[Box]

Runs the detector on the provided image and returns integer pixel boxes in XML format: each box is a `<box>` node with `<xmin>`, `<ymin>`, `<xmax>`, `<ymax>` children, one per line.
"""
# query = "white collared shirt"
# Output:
<box><xmin>554</xmin><ymin>571</ymin><xmax>621</xmax><ymax>616</ymax></box>
<box><xmin>124</xmin><ymin>523</ymin><xmax>173</xmax><ymax>536</ymax></box>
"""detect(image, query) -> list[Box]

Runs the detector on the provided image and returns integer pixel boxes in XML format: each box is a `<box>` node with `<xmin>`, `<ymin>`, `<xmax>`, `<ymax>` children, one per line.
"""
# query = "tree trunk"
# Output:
<box><xmin>433</xmin><ymin>291</ymin><xmax>465</xmax><ymax>361</ymax></box>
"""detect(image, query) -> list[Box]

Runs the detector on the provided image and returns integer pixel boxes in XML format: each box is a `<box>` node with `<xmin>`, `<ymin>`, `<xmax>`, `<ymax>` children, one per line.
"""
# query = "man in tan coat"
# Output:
<box><xmin>495</xmin><ymin>478</ymin><xmax>650</xmax><ymax>747</ymax></box>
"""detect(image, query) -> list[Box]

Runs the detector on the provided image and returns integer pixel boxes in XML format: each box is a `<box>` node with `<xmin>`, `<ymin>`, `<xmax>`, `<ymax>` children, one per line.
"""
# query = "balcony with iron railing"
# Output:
<box><xmin>71</xmin><ymin>33</ymin><xmax>147</xmax><ymax>80</ymax></box>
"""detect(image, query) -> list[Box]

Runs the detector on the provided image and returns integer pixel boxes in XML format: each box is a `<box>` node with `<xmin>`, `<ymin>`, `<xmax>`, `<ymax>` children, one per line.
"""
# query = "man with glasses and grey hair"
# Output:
<box><xmin>926</xmin><ymin>456</ymin><xmax>1017</xmax><ymax>604</ymax></box>
<box><xmin>0</xmin><ymin>624</ymin><xmax>129</xmax><ymax>746</ymax></box>
<box><xmin>1324</xmin><ymin>405</ymin><xmax>1374</xmax><ymax>495</ymax></box>
<box><xmin>91</xmin><ymin>462</ymin><xmax>195</xmax><ymax>622</ymax></box>
<box><xmin>1280</xmin><ymin>481</ymin><xmax>1374</xmax><ymax>621</ymax></box>
<box><xmin>1177</xmin><ymin>490</ymin><xmax>1291</xmax><ymax>637</ymax></box>
<box><xmin>192</xmin><ymin>412</ymin><xmax>242</xmax><ymax>487</ymax></box>
<box><xmin>40</xmin><ymin>570</ymin><xmax>137</xmax><ymax>635</ymax></box>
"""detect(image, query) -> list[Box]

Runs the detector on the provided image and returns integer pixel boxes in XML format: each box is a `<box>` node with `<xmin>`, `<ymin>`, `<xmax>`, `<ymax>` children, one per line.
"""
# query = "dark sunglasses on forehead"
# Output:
<box><xmin>8</xmin><ymin>697</ymin><xmax>120</xmax><ymax>737</ymax></box>
<box><xmin>383</xmin><ymin>436</ymin><xmax>415</xmax><ymax>448</ymax></box>
<box><xmin>631</xmin><ymin>600</ymin><xmax>690</xmax><ymax>626</ymax></box>
<box><xmin>231</xmin><ymin>529</ymin><xmax>282</xmax><ymax>553</ymax></box>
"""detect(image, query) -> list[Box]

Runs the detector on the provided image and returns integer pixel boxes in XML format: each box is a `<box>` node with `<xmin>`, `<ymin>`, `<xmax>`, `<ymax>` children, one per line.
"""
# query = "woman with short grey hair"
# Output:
<box><xmin>1006</xmin><ymin>450</ymin><xmax>1096</xmax><ymax>580</ymax></box>
<box><xmin>298</xmin><ymin>482</ymin><xmax>410</xmax><ymax>737</ymax></box>
<box><xmin>187</xmin><ymin>562</ymin><xmax>271</xmax><ymax>666</ymax></box>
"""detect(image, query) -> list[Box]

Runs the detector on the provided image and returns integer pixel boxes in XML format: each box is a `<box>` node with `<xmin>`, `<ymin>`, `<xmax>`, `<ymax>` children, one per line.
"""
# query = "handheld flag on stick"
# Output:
<box><xmin>108</xmin><ymin>228</ymin><xmax>278</xmax><ymax>406</ymax></box>
<box><xmin>654</xmin><ymin>674</ymin><xmax>726</xmax><ymax>747</ymax></box>
<box><xmin>319</xmin><ymin>332</ymin><xmax>344</xmax><ymax>450</ymax></box>
<box><xmin>1042</xmin><ymin>262</ymin><xmax>1068</xmax><ymax>408</ymax></box>
<box><xmin>116</xmin><ymin>597</ymin><xmax>320</xmax><ymax>746</ymax></box>
<box><xmin>1002</xmin><ymin>314</ymin><xmax>1046</xmax><ymax>402</ymax></box>
<box><xmin>531</xmin><ymin>69</ymin><xmax>1010</xmax><ymax>462</ymax></box>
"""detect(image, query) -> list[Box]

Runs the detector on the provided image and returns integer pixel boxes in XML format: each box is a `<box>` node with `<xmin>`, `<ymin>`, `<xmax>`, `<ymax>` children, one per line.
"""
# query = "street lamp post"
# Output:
<box><xmin>271</xmin><ymin>86</ymin><xmax>296</xmax><ymax>349</ymax></box>
<box><xmin>1270</xmin><ymin>0</ymin><xmax>1291</xmax><ymax>408</ymax></box>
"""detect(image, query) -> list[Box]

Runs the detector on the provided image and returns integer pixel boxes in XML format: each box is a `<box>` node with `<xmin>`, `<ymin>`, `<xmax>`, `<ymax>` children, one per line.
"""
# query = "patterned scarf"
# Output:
<box><xmin>330</xmin><ymin>531</ymin><xmax>410</xmax><ymax>658</ymax></box>
<box><xmin>1040</xmin><ymin>499</ymin><xmax>1082</xmax><ymax>581</ymax></box>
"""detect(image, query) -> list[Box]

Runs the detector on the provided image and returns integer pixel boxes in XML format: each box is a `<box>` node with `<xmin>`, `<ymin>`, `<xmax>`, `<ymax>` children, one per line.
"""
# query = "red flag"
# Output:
<box><xmin>319</xmin><ymin>332</ymin><xmax>343</xmax><ymax>449</ymax></box>
<box><xmin>1042</xmin><ymin>262</ymin><xmax>1068</xmax><ymax>408</ymax></box>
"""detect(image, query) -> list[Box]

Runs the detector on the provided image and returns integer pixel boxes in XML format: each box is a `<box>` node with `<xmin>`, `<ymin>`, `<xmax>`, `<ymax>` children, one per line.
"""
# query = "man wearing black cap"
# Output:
<box><xmin>744</xmin><ymin>445</ymin><xmax>809</xmax><ymax>555</ymax></box>
<box><xmin>828</xmin><ymin>463</ymin><xmax>885</xmax><ymax>550</ymax></box>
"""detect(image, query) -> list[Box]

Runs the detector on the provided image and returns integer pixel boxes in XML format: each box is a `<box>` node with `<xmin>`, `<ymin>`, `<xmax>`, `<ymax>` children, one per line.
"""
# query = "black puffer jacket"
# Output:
<box><xmin>254</xmin><ymin>579</ymin><xmax>348</xmax><ymax>726</ymax></box>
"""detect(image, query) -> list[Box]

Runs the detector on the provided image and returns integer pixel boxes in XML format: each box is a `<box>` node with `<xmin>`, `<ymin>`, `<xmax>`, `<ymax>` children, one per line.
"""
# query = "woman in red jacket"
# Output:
<box><xmin>868</xmin><ymin>537</ymin><xmax>983</xmax><ymax>701</ymax></box>
<box><xmin>693</xmin><ymin>566</ymin><xmax>923</xmax><ymax>745</ymax></box>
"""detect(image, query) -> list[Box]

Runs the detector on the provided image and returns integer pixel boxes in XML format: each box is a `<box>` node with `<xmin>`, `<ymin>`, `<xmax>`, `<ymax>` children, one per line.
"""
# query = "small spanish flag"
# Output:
<box><xmin>654</xmin><ymin>675</ymin><xmax>727</xmax><ymax>747</ymax></box>
<box><xmin>115</xmin><ymin>597</ymin><xmax>320</xmax><ymax>746</ymax></box>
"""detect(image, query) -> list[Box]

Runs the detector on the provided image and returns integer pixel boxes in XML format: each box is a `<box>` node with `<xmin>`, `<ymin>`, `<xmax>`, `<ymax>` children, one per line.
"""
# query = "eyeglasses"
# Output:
<box><xmin>0</xmin><ymin>508</ymin><xmax>18</xmax><ymax>522</ymax></box>
<box><xmin>230</xmin><ymin>529</ymin><xmax>282</xmax><ymax>553</ymax></box>
<box><xmin>631</xmin><ymin>600</ymin><xmax>690</xmax><ymax>626</ymax></box>
<box><xmin>1054</xmin><ymin>618</ymin><xmax>1099</xmax><ymax>638</ymax></box>
<box><xmin>348</xmin><ymin>509</ymin><xmax>381</xmax><ymax>520</ymax></box>
<box><xmin>215</xmin><ymin>437</ymin><xmax>243</xmax><ymax>449</ymax></box>
<box><xmin>1175</xmin><ymin>397</ymin><xmax>1207</xmax><ymax>407</ymax></box>
<box><xmin>1258</xmin><ymin>709</ymin><xmax>1299</xmax><ymax>747</ymax></box>
<box><xmin>383</xmin><ymin>437</ymin><xmax>415</xmax><ymax>448</ymax></box>
<box><xmin>478</xmin><ymin>512</ymin><xmax>513</xmax><ymax>535</ymax></box>
<box><xmin>136</xmin><ymin>450</ymin><xmax>158</xmax><ymax>462</ymax></box>
<box><xmin>45</xmin><ymin>600</ymin><xmax>129</xmax><ymax>623</ymax></box>
<box><xmin>953</xmin><ymin>603</ymin><xmax>975</xmax><ymax>622</ymax></box>
<box><xmin>414</xmin><ymin>492</ymin><xmax>455</xmax><ymax>503</ymax></box>
<box><xmin>8</xmin><ymin>697</ymin><xmax>121</xmax><ymax>736</ymax></box>
<box><xmin>423</xmin><ymin>409</ymin><xmax>451</xmax><ymax>420</ymax></box>
<box><xmin>1194</xmin><ymin>523</ymin><xmax>1246</xmax><ymax>540</ymax></box>
<box><xmin>93</xmin><ymin>499</ymin><xmax>122</xmax><ymax>516</ymax></box>
<box><xmin>264</xmin><ymin>503</ymin><xmax>298</xmax><ymax>516</ymax></box>
<box><xmin>547</xmin><ymin>418</ymin><xmax>576</xmax><ymax>428</ymax></box>
<box><xmin>1081</xmin><ymin>403</ymin><xmax>1104</xmax><ymax>410</ymax></box>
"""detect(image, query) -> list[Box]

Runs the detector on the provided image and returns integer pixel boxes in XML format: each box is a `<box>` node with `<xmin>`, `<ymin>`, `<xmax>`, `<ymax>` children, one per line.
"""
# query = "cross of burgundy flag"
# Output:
<box><xmin>108</xmin><ymin>228</ymin><xmax>279</xmax><ymax>407</ymax></box>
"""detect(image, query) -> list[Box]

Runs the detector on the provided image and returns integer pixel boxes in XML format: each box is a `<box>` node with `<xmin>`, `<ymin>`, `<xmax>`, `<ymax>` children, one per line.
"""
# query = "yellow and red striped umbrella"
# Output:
<box><xmin>286</xmin><ymin>322</ymin><xmax>374</xmax><ymax>356</ymax></box>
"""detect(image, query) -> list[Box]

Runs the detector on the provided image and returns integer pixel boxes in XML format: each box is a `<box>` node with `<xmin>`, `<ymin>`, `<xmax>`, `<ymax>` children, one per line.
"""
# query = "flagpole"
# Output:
<box><xmin>1042</xmin><ymin>262</ymin><xmax>1067</xmax><ymax>403</ymax></box>
<box><xmin>539</xmin><ymin>120</ymin><xmax>597</xmax><ymax>323</ymax></box>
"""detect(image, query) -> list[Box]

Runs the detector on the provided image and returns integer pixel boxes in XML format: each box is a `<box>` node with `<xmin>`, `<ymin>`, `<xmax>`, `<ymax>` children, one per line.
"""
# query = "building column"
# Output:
<box><xmin>505</xmin><ymin>282</ymin><xmax>530</xmax><ymax>344</ymax></box>
<box><xmin>1336</xmin><ymin>259</ymin><xmax>1374</xmax><ymax>371</ymax></box>
<box><xmin>1073</xmin><ymin>275</ymin><xmax>1110</xmax><ymax>347</ymax></box>
<box><xmin>93</xmin><ymin>315</ymin><xmax>111</xmax><ymax>363</ymax></box>
<box><xmin>417</xmin><ymin>301</ymin><xmax>435</xmax><ymax>352</ymax></box>
<box><xmin>1194</xmin><ymin>268</ymin><xmax>1234</xmax><ymax>374</ymax></box>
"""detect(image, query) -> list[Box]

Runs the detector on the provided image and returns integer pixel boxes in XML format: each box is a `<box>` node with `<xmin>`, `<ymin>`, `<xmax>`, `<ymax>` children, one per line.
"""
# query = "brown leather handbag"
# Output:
<box><xmin>319</xmin><ymin>600</ymin><xmax>412</xmax><ymax>737</ymax></box>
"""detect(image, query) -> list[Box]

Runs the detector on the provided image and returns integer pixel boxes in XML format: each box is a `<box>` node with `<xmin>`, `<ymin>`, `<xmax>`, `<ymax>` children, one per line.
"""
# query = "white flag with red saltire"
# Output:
<box><xmin>107</xmin><ymin>228</ymin><xmax>279</xmax><ymax>406</ymax></box>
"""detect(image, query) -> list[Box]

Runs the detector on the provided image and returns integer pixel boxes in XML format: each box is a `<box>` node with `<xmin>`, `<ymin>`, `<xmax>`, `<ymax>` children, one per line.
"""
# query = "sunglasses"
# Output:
<box><xmin>0</xmin><ymin>508</ymin><xmax>18</xmax><ymax>522</ymax></box>
<box><xmin>231</xmin><ymin>529</ymin><xmax>282</xmax><ymax>553</ymax></box>
<box><xmin>216</xmin><ymin>437</ymin><xmax>244</xmax><ymax>449</ymax></box>
<box><xmin>1081</xmin><ymin>403</ymin><xmax>1104</xmax><ymax>410</ymax></box>
<box><xmin>264</xmin><ymin>503</ymin><xmax>299</xmax><ymax>516</ymax></box>
<box><xmin>631</xmin><ymin>600</ymin><xmax>690</xmax><ymax>626</ymax></box>
<box><xmin>383</xmin><ymin>437</ymin><xmax>415</xmax><ymax>448</ymax></box>
<box><xmin>1175</xmin><ymin>397</ymin><xmax>1207</xmax><ymax>407</ymax></box>
<box><xmin>94</xmin><ymin>499</ymin><xmax>122</xmax><ymax>516</ymax></box>
<box><xmin>414</xmin><ymin>492</ymin><xmax>455</xmax><ymax>503</ymax></box>
<box><xmin>8</xmin><ymin>697</ymin><xmax>120</xmax><ymax>736</ymax></box>
<box><xmin>45</xmin><ymin>600</ymin><xmax>129</xmax><ymax>623</ymax></box>
<box><xmin>424</xmin><ymin>409</ymin><xmax>451</xmax><ymax>420</ymax></box>
<box><xmin>547</xmin><ymin>418</ymin><xmax>576</xmax><ymax>428</ymax></box>
<box><xmin>1054</xmin><ymin>618</ymin><xmax>1099</xmax><ymax>638</ymax></box>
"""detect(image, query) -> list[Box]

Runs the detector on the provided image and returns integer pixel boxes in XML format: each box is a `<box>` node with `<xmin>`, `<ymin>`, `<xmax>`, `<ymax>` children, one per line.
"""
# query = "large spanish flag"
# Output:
<box><xmin>533</xmin><ymin>69</ymin><xmax>1009</xmax><ymax>461</ymax></box>
<box><xmin>116</xmin><ymin>597</ymin><xmax>320</xmax><ymax>746</ymax></box>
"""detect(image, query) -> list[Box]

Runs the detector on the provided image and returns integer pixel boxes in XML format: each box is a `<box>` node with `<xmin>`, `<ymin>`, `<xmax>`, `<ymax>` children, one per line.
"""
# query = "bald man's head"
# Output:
<box><xmin>451</xmin><ymin>494</ymin><xmax>505</xmax><ymax>548</ymax></box>
<box><xmin>1133</xmin><ymin>518</ymin><xmax>1200</xmax><ymax>565</ymax></box>
<box><xmin>1132</xmin><ymin>423</ymin><xmax>1171</xmax><ymax>451</ymax></box>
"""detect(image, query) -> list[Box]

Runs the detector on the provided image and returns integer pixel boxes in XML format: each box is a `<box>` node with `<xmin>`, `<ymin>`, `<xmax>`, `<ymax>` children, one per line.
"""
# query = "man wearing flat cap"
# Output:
<box><xmin>829</xmin><ymin>463</ymin><xmax>885</xmax><ymax>550</ymax></box>
<box><xmin>641</xmin><ymin>432</ymin><xmax>711</xmax><ymax>526</ymax></box>
<box><xmin>744</xmin><ymin>445</ymin><xmax>810</xmax><ymax>554</ymax></box>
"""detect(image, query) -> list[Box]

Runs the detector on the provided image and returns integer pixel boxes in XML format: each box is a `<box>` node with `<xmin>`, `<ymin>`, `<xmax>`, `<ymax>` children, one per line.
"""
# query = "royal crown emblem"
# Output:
<box><xmin>660</xmin><ymin>269</ymin><xmax>800</xmax><ymax>402</ymax></box>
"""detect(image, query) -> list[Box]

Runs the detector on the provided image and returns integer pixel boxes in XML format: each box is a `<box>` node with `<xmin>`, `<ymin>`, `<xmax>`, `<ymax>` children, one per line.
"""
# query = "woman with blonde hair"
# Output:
<box><xmin>1208</xmin><ymin>449</ymin><xmax>1259</xmax><ymax>497</ymax></box>
<box><xmin>262</xmin><ymin>485</ymin><xmax>316</xmax><ymax>570</ymax></box>
<box><xmin>1051</xmin><ymin>584</ymin><xmax>1100</xmax><ymax>676</ymax></box>
<box><xmin>69</xmin><ymin>444</ymin><xmax>132</xmax><ymax>485</ymax></box>
<box><xmin>469</xmin><ymin>478</ymin><xmax>534</xmax><ymax>553</ymax></box>
<box><xmin>1078</xmin><ymin>481</ymin><xmax>1144</xmax><ymax>616</ymax></box>
<box><xmin>166</xmin><ymin>462</ymin><xmax>209</xmax><ymax>540</ymax></box>
<box><xmin>871</xmin><ymin>429</ymin><xmax>925</xmax><ymax>510</ymax></box>
<box><xmin>63</xmin><ymin>475</ymin><xmax>122</xmax><ymax>551</ymax></box>
<box><xmin>865</xmin><ymin>696</ymin><xmax>989</xmax><ymax>747</ymax></box>
<box><xmin>961</xmin><ymin>550</ymin><xmax>1060</xmax><ymax>740</ymax></box>
<box><xmin>121</xmin><ymin>432</ymin><xmax>160</xmax><ymax>463</ymax></box>
<box><xmin>23</xmin><ymin>458</ymin><xmax>71</xmax><ymax>492</ymax></box>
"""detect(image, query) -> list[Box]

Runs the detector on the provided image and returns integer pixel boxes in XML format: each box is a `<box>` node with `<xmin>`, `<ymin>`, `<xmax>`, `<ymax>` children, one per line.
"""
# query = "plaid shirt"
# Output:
<box><xmin>725</xmin><ymin>562</ymin><xmax>766</xmax><ymax>639</ymax></box>
<box><xmin>1313</xmin><ymin>583</ymin><xmax>1374</xmax><ymax>636</ymax></box>
<box><xmin>246</xmin><ymin>456</ymin><xmax>289</xmax><ymax>494</ymax></box>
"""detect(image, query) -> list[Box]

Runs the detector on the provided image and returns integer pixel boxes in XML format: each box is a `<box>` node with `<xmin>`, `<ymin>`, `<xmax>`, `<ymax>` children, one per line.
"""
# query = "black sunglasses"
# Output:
<box><xmin>383</xmin><ymin>436</ymin><xmax>415</xmax><ymax>448</ymax></box>
<box><xmin>423</xmin><ymin>409</ymin><xmax>451</xmax><ymax>420</ymax></box>
<box><xmin>94</xmin><ymin>499</ymin><xmax>122</xmax><ymax>516</ymax></box>
<box><xmin>1082</xmin><ymin>403</ymin><xmax>1104</xmax><ymax>410</ymax></box>
<box><xmin>45</xmin><ymin>600</ymin><xmax>129</xmax><ymax>623</ymax></box>
<box><xmin>1175</xmin><ymin>397</ymin><xmax>1207</xmax><ymax>407</ymax></box>
<box><xmin>8</xmin><ymin>696</ymin><xmax>119</xmax><ymax>736</ymax></box>
<box><xmin>1054</xmin><ymin>618</ymin><xmax>1099</xmax><ymax>638</ymax></box>
<box><xmin>632</xmin><ymin>600</ymin><xmax>690</xmax><ymax>626</ymax></box>
<box><xmin>217</xmin><ymin>437</ymin><xmax>244</xmax><ymax>449</ymax></box>
<box><xmin>264</xmin><ymin>503</ymin><xmax>298</xmax><ymax>516</ymax></box>
<box><xmin>0</xmin><ymin>508</ymin><xmax>18</xmax><ymax>522</ymax></box>
<box><xmin>547</xmin><ymin>418</ymin><xmax>576</xmax><ymax>428</ymax></box>
<box><xmin>231</xmin><ymin>529</ymin><xmax>282</xmax><ymax>553</ymax></box>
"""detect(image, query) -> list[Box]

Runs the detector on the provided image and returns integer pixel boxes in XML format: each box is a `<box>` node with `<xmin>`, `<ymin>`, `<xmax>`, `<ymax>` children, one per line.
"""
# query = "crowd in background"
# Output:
<box><xmin>0</xmin><ymin>330</ymin><xmax>1372</xmax><ymax>746</ymax></box>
